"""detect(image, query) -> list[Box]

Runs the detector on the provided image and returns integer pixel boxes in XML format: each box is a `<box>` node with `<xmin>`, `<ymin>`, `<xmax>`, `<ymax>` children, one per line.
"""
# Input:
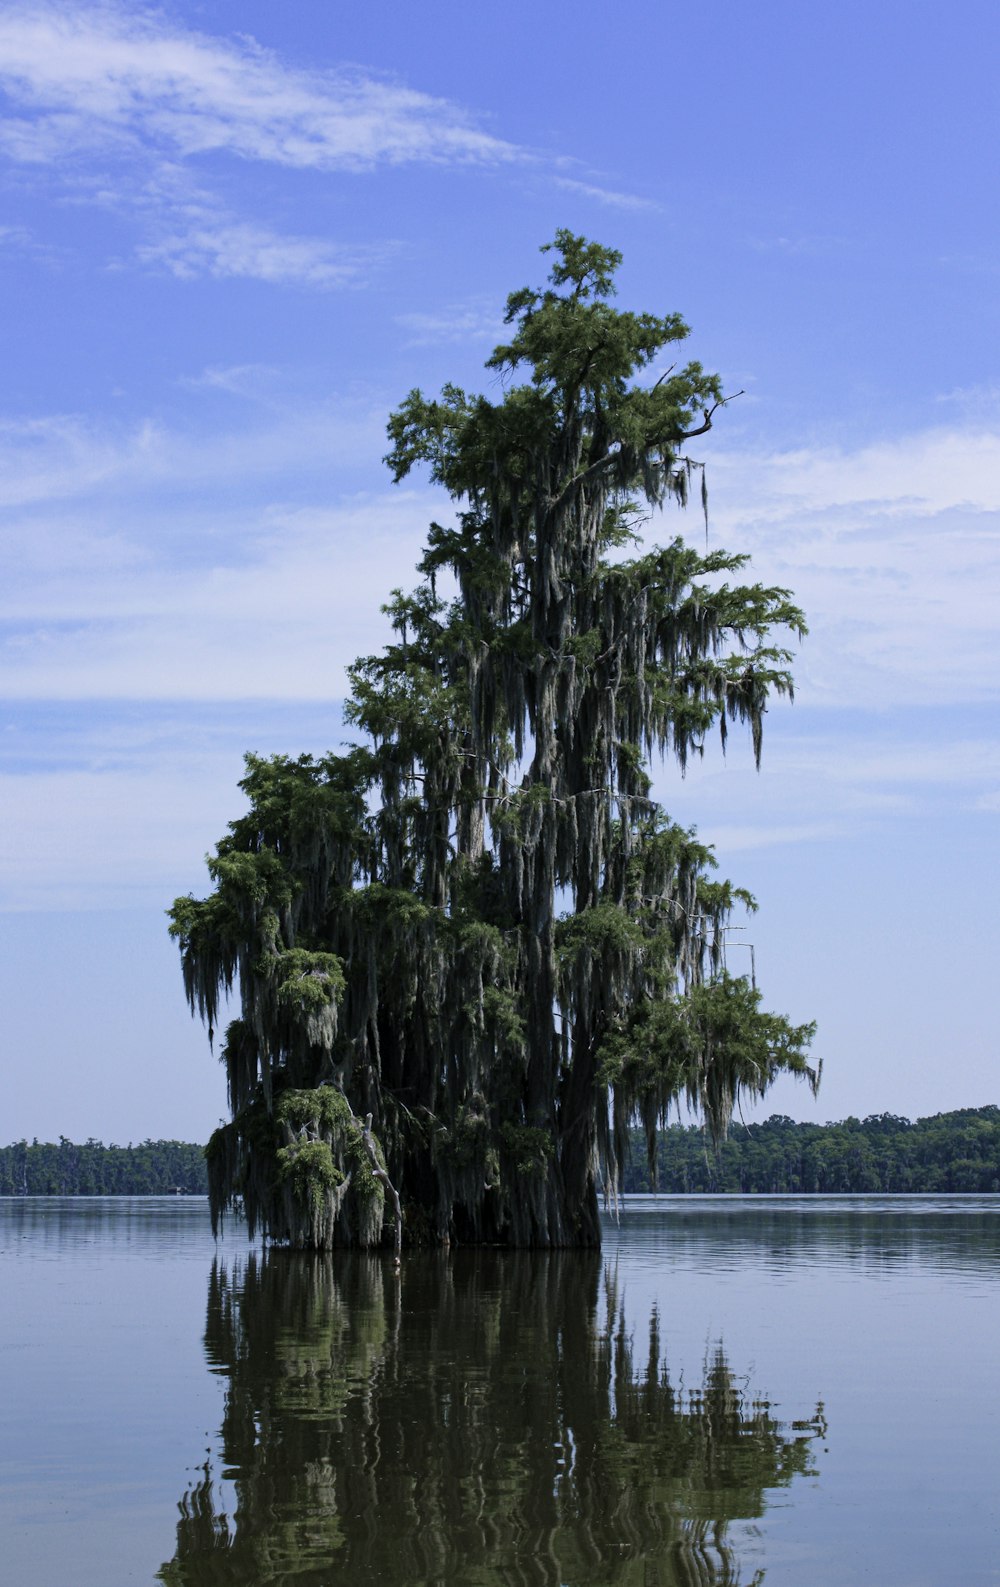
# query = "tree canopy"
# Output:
<box><xmin>170</xmin><ymin>232</ymin><xmax>818</xmax><ymax>1249</ymax></box>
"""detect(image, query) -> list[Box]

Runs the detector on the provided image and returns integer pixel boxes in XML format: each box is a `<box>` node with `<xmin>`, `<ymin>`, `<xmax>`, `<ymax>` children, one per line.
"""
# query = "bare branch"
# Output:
<box><xmin>677</xmin><ymin>389</ymin><xmax>744</xmax><ymax>442</ymax></box>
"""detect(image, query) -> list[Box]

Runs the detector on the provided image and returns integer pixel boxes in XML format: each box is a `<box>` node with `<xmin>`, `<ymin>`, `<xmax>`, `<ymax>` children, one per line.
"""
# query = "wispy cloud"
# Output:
<box><xmin>0</xmin><ymin>221</ymin><xmax>32</xmax><ymax>247</ymax></box>
<box><xmin>0</xmin><ymin>398</ymin><xmax>386</xmax><ymax>515</ymax></box>
<box><xmin>0</xmin><ymin>760</ymin><xmax>233</xmax><ymax>909</ymax></box>
<box><xmin>714</xmin><ymin>426</ymin><xmax>1000</xmax><ymax>519</ymax></box>
<box><xmin>0</xmin><ymin>4</ymin><xmax>520</xmax><ymax>172</ymax></box>
<box><xmin>747</xmin><ymin>232</ymin><xmax>851</xmax><ymax>256</ymax></box>
<box><xmin>2</xmin><ymin>403</ymin><xmax>998</xmax><ymax>719</ymax></box>
<box><xmin>655</xmin><ymin>718</ymin><xmax>1000</xmax><ymax>863</ymax></box>
<box><xmin>553</xmin><ymin>176</ymin><xmax>658</xmax><ymax>212</ymax></box>
<box><xmin>3</xmin><ymin>395</ymin><xmax>999</xmax><ymax>904</ymax></box>
<box><xmin>177</xmin><ymin>362</ymin><xmax>281</xmax><ymax>400</ymax></box>
<box><xmin>704</xmin><ymin>424</ymin><xmax>1000</xmax><ymax>709</ymax></box>
<box><xmin>0</xmin><ymin>502</ymin><xmax>432</xmax><ymax>701</ymax></box>
<box><xmin>935</xmin><ymin>382</ymin><xmax>1000</xmax><ymax>423</ymax></box>
<box><xmin>0</xmin><ymin>5</ymin><xmax>657</xmax><ymax>291</ymax></box>
<box><xmin>0</xmin><ymin>3</ymin><xmax>523</xmax><ymax>286</ymax></box>
<box><xmin>0</xmin><ymin>412</ymin><xmax>157</xmax><ymax>511</ymax></box>
<box><xmin>702</xmin><ymin>820</ymin><xmax>845</xmax><ymax>853</ymax></box>
<box><xmin>136</xmin><ymin>221</ymin><xmax>381</xmax><ymax>287</ymax></box>
<box><xmin>395</xmin><ymin>299</ymin><xmax>504</xmax><ymax>348</ymax></box>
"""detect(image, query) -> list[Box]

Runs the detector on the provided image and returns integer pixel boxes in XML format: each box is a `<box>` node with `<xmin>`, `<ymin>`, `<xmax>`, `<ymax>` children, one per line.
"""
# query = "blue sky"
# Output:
<box><xmin>1</xmin><ymin>0</ymin><xmax>997</xmax><ymax>1144</ymax></box>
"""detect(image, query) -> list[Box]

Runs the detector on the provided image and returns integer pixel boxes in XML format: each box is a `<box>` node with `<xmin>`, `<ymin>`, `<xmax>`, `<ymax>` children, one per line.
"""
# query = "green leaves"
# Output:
<box><xmin>276</xmin><ymin>1139</ymin><xmax>344</xmax><ymax>1211</ymax></box>
<box><xmin>174</xmin><ymin>233</ymin><xmax>814</xmax><ymax>1249</ymax></box>
<box><xmin>598</xmin><ymin>973</ymin><xmax>819</xmax><ymax>1184</ymax></box>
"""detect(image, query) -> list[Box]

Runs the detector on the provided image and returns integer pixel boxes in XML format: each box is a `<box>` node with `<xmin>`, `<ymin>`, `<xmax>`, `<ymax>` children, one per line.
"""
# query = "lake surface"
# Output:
<box><xmin>2</xmin><ymin>1196</ymin><xmax>999</xmax><ymax>1585</ymax></box>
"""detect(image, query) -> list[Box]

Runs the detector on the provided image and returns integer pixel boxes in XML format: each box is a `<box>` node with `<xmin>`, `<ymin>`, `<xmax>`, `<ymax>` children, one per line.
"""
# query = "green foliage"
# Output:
<box><xmin>0</xmin><ymin>1138</ymin><xmax>208</xmax><ymax>1195</ymax></box>
<box><xmin>5</xmin><ymin>1107</ymin><xmax>997</xmax><ymax>1200</ymax></box>
<box><xmin>276</xmin><ymin>1140</ymin><xmax>343</xmax><ymax>1211</ymax></box>
<box><xmin>172</xmin><ymin>233</ymin><xmax>816</xmax><ymax>1249</ymax></box>
<box><xmin>500</xmin><ymin>1121</ymin><xmax>555</xmax><ymax>1177</ymax></box>
<box><xmin>274</xmin><ymin>1086</ymin><xmax>355</xmax><ymax>1136</ymax></box>
<box><xmin>619</xmin><ymin>1106</ymin><xmax>1000</xmax><ymax>1193</ymax></box>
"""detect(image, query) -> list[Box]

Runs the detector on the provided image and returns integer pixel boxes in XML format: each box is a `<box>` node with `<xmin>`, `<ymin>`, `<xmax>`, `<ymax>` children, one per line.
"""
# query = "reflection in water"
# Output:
<box><xmin>160</xmin><ymin>1252</ymin><xmax>824</xmax><ymax>1586</ymax></box>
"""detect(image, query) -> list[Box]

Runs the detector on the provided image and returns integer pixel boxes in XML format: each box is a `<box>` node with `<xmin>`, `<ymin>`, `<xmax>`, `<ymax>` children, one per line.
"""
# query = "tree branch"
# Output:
<box><xmin>361</xmin><ymin>1112</ymin><xmax>403</xmax><ymax>1266</ymax></box>
<box><xmin>548</xmin><ymin>445</ymin><xmax>621</xmax><ymax>513</ymax></box>
<box><xmin>677</xmin><ymin>390</ymin><xmax>744</xmax><ymax>441</ymax></box>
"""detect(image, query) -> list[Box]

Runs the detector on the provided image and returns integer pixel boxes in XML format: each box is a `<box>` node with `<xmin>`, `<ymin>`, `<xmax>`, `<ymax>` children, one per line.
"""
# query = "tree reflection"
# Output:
<box><xmin>160</xmin><ymin>1252</ymin><xmax>824</xmax><ymax>1586</ymax></box>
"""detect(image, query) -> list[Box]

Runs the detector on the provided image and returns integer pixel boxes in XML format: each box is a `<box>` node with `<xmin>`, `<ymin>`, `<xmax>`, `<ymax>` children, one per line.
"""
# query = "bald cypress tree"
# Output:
<box><xmin>170</xmin><ymin>233</ymin><xmax>818</xmax><ymax>1250</ymax></box>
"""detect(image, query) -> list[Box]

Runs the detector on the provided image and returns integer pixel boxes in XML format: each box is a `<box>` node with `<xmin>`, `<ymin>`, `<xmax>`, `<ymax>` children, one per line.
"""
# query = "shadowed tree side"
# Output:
<box><xmin>170</xmin><ymin>233</ymin><xmax>818</xmax><ymax>1249</ymax></box>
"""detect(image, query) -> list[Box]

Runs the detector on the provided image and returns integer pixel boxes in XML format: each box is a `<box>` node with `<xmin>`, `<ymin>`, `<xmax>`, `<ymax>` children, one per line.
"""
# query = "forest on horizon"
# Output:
<box><xmin>621</xmin><ymin>1105</ymin><xmax>1000</xmax><ymax>1194</ymax></box>
<box><xmin>2</xmin><ymin>1107</ymin><xmax>999</xmax><ymax>1197</ymax></box>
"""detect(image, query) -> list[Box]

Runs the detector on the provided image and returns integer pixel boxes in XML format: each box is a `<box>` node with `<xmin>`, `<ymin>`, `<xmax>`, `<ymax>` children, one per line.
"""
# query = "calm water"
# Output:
<box><xmin>2</xmin><ymin>1197</ymin><xmax>999</xmax><ymax>1585</ymax></box>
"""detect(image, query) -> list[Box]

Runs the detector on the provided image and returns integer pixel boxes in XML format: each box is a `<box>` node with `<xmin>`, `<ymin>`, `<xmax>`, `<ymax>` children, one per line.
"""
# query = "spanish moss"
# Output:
<box><xmin>170</xmin><ymin>233</ymin><xmax>818</xmax><ymax>1249</ymax></box>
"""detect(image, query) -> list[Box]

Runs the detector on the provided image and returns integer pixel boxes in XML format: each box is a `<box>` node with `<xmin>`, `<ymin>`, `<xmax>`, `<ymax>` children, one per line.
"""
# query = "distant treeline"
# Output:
<box><xmin>622</xmin><ymin>1107</ymin><xmax>1000</xmax><ymax>1193</ymax></box>
<box><xmin>4</xmin><ymin>1108</ymin><xmax>1000</xmax><ymax>1197</ymax></box>
<box><xmin>0</xmin><ymin>1138</ymin><xmax>208</xmax><ymax>1196</ymax></box>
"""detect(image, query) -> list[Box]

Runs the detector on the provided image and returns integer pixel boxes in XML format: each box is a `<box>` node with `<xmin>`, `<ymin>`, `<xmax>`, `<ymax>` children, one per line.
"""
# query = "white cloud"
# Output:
<box><xmin>747</xmin><ymin>233</ymin><xmax>850</xmax><ymax>256</ymax></box>
<box><xmin>700</xmin><ymin>820</ymin><xmax>844</xmax><ymax>852</ymax></box>
<box><xmin>137</xmin><ymin>221</ymin><xmax>377</xmax><ymax>287</ymax></box>
<box><xmin>647</xmin><ymin>708</ymin><xmax>1000</xmax><ymax>865</ymax></box>
<box><xmin>935</xmin><ymin>382</ymin><xmax>1000</xmax><ymax>421</ymax></box>
<box><xmin>395</xmin><ymin>299</ymin><xmax>504</xmax><ymax>347</ymax></box>
<box><xmin>3</xmin><ymin>399</ymin><xmax>999</xmax><ymax>902</ymax></box>
<box><xmin>733</xmin><ymin>427</ymin><xmax>1000</xmax><ymax>517</ymax></box>
<box><xmin>0</xmin><ymin>738</ymin><xmax>270</xmax><ymax>909</ymax></box>
<box><xmin>553</xmin><ymin>176</ymin><xmax>658</xmax><ymax>212</ymax></box>
<box><xmin>0</xmin><ymin>412</ymin><xmax>154</xmax><ymax>510</ymax></box>
<box><xmin>0</xmin><ymin>3</ymin><xmax>524</xmax><ymax>286</ymax></box>
<box><xmin>0</xmin><ymin>5</ymin><xmax>520</xmax><ymax>172</ymax></box>
<box><xmin>665</xmin><ymin>727</ymin><xmax>1000</xmax><ymax>803</ymax></box>
<box><xmin>0</xmin><ymin>398</ymin><xmax>386</xmax><ymax>516</ymax></box>
<box><xmin>2</xmin><ymin>401</ymin><xmax>999</xmax><ymax>727</ymax></box>
<box><xmin>177</xmin><ymin>362</ymin><xmax>280</xmax><ymax>400</ymax></box>
<box><xmin>0</xmin><ymin>4</ymin><xmax>651</xmax><ymax>293</ymax></box>
<box><xmin>702</xmin><ymin>424</ymin><xmax>1000</xmax><ymax>709</ymax></box>
<box><xmin>0</xmin><ymin>485</ymin><xmax>437</xmax><ymax>700</ymax></box>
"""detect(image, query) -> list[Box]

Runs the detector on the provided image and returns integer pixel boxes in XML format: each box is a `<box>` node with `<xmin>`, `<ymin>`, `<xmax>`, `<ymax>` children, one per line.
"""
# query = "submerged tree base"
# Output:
<box><xmin>208</xmin><ymin>1089</ymin><xmax>388</xmax><ymax>1251</ymax></box>
<box><xmin>209</xmin><ymin>1084</ymin><xmax>603</xmax><ymax>1251</ymax></box>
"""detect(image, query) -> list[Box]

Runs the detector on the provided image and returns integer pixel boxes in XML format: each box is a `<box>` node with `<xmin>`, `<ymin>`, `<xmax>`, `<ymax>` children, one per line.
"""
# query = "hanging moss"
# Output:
<box><xmin>276</xmin><ymin>1141</ymin><xmax>343</xmax><ymax>1209</ymax></box>
<box><xmin>205</xmin><ymin>1087</ymin><xmax>386</xmax><ymax>1250</ymax></box>
<box><xmin>174</xmin><ymin>233</ymin><xmax>818</xmax><ymax>1251</ymax></box>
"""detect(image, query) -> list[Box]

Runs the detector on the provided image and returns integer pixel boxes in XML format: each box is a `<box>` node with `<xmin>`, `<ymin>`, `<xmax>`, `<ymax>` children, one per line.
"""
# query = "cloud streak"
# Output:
<box><xmin>704</xmin><ymin>424</ymin><xmax>1000</xmax><ymax>709</ymax></box>
<box><xmin>395</xmin><ymin>299</ymin><xmax>504</xmax><ymax>347</ymax></box>
<box><xmin>0</xmin><ymin>3</ymin><xmax>524</xmax><ymax>286</ymax></box>
<box><xmin>0</xmin><ymin>4</ymin><xmax>661</xmax><ymax>291</ymax></box>
<box><xmin>136</xmin><ymin>221</ymin><xmax>381</xmax><ymax>287</ymax></box>
<box><xmin>2</xmin><ymin>401</ymin><xmax>998</xmax><ymax>716</ymax></box>
<box><xmin>0</xmin><ymin>5</ymin><xmax>520</xmax><ymax>172</ymax></box>
<box><xmin>3</xmin><ymin>396</ymin><xmax>998</xmax><ymax>906</ymax></box>
<box><xmin>553</xmin><ymin>175</ymin><xmax>658</xmax><ymax>212</ymax></box>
